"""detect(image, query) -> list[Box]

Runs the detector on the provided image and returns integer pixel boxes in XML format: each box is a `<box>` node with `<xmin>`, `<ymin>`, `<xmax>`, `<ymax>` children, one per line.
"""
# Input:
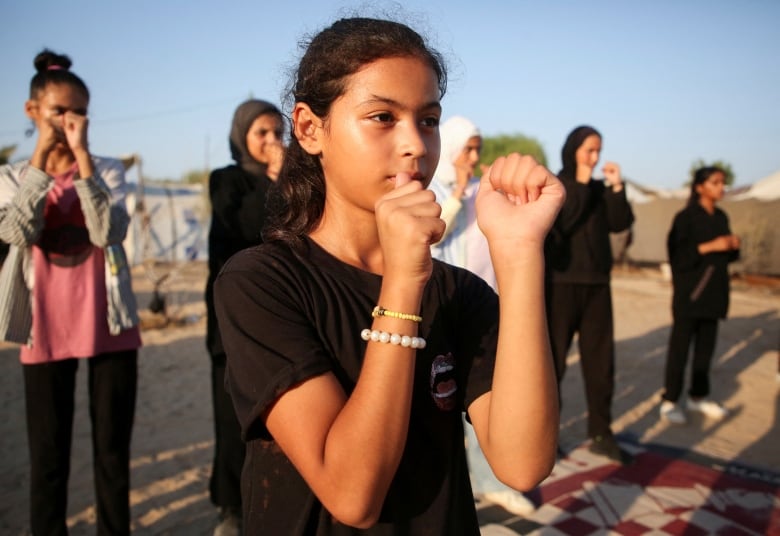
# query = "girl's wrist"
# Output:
<box><xmin>378</xmin><ymin>276</ymin><xmax>425</xmax><ymax>309</ymax></box>
<box><xmin>71</xmin><ymin>146</ymin><xmax>90</xmax><ymax>159</ymax></box>
<box><xmin>74</xmin><ymin>150</ymin><xmax>94</xmax><ymax>179</ymax></box>
<box><xmin>380</xmin><ymin>281</ymin><xmax>426</xmax><ymax>303</ymax></box>
<box><xmin>489</xmin><ymin>241</ymin><xmax>545</xmax><ymax>271</ymax></box>
<box><xmin>30</xmin><ymin>148</ymin><xmax>50</xmax><ymax>170</ymax></box>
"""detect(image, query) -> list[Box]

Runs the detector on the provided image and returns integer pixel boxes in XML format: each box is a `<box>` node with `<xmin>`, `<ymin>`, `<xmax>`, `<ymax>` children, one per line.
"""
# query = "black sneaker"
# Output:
<box><xmin>588</xmin><ymin>435</ymin><xmax>634</xmax><ymax>465</ymax></box>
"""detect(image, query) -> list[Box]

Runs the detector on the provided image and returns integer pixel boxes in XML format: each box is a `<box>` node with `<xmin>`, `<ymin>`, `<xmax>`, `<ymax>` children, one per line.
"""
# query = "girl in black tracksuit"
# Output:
<box><xmin>545</xmin><ymin>125</ymin><xmax>634</xmax><ymax>464</ymax></box>
<box><xmin>661</xmin><ymin>166</ymin><xmax>739</xmax><ymax>421</ymax></box>
<box><xmin>205</xmin><ymin>99</ymin><xmax>284</xmax><ymax>530</ymax></box>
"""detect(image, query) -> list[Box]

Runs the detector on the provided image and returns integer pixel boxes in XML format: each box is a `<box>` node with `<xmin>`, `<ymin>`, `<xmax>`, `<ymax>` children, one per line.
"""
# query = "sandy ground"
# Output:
<box><xmin>0</xmin><ymin>261</ymin><xmax>777</xmax><ymax>535</ymax></box>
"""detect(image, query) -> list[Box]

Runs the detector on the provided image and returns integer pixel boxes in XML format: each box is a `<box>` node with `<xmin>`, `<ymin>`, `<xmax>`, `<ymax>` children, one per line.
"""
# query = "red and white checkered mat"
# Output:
<box><xmin>477</xmin><ymin>437</ymin><xmax>780</xmax><ymax>535</ymax></box>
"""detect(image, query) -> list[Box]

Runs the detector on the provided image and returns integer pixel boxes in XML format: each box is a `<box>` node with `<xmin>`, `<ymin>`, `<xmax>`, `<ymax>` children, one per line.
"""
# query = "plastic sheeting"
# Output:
<box><xmin>125</xmin><ymin>183</ymin><xmax>209</xmax><ymax>266</ymax></box>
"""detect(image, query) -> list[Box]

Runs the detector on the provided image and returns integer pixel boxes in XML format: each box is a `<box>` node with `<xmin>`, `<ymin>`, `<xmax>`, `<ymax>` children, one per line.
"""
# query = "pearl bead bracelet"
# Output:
<box><xmin>361</xmin><ymin>328</ymin><xmax>426</xmax><ymax>349</ymax></box>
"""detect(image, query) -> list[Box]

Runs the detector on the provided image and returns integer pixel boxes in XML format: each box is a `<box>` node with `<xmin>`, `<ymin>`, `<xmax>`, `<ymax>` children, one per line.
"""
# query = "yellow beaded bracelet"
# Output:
<box><xmin>372</xmin><ymin>306</ymin><xmax>422</xmax><ymax>323</ymax></box>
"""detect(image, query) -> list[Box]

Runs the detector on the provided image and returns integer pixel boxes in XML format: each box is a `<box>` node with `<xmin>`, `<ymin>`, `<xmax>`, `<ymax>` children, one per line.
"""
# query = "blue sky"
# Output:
<box><xmin>2</xmin><ymin>0</ymin><xmax>778</xmax><ymax>189</ymax></box>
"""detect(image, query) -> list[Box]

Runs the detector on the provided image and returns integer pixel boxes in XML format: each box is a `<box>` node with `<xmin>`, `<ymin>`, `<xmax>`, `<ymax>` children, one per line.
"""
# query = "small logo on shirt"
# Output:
<box><xmin>430</xmin><ymin>353</ymin><xmax>457</xmax><ymax>411</ymax></box>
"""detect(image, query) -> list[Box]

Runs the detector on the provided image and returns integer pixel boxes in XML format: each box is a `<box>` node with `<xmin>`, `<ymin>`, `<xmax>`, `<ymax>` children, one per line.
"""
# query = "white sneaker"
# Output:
<box><xmin>687</xmin><ymin>397</ymin><xmax>728</xmax><ymax>420</ymax></box>
<box><xmin>482</xmin><ymin>490</ymin><xmax>535</xmax><ymax>517</ymax></box>
<box><xmin>659</xmin><ymin>400</ymin><xmax>687</xmax><ymax>424</ymax></box>
<box><xmin>214</xmin><ymin>507</ymin><xmax>241</xmax><ymax>536</ymax></box>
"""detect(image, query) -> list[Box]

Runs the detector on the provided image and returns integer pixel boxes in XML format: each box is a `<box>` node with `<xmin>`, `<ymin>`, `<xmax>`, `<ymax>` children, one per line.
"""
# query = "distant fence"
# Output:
<box><xmin>625</xmin><ymin>198</ymin><xmax>780</xmax><ymax>276</ymax></box>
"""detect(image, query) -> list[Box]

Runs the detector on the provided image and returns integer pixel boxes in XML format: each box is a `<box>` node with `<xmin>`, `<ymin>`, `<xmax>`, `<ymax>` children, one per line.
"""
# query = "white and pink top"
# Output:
<box><xmin>20</xmin><ymin>164</ymin><xmax>140</xmax><ymax>364</ymax></box>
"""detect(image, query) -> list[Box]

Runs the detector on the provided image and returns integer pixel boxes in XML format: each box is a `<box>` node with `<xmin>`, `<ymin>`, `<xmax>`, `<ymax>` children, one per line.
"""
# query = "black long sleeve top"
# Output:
<box><xmin>546</xmin><ymin>178</ymin><xmax>635</xmax><ymax>285</ymax></box>
<box><xmin>206</xmin><ymin>164</ymin><xmax>273</xmax><ymax>355</ymax></box>
<box><xmin>668</xmin><ymin>203</ymin><xmax>739</xmax><ymax>319</ymax></box>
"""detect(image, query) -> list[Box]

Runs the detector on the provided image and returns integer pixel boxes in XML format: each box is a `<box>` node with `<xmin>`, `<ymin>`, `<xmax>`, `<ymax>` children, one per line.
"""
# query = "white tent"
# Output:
<box><xmin>118</xmin><ymin>154</ymin><xmax>209</xmax><ymax>266</ymax></box>
<box><xmin>125</xmin><ymin>184</ymin><xmax>208</xmax><ymax>266</ymax></box>
<box><xmin>732</xmin><ymin>170</ymin><xmax>780</xmax><ymax>201</ymax></box>
<box><xmin>623</xmin><ymin>179</ymin><xmax>688</xmax><ymax>204</ymax></box>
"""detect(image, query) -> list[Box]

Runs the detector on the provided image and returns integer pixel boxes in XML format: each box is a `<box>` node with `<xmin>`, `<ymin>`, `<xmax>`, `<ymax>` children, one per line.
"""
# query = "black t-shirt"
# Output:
<box><xmin>214</xmin><ymin>237</ymin><xmax>499</xmax><ymax>535</ymax></box>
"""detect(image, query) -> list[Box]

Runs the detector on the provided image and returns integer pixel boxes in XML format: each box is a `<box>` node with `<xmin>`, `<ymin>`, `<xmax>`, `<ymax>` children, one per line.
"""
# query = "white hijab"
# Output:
<box><xmin>429</xmin><ymin>116</ymin><xmax>496</xmax><ymax>291</ymax></box>
<box><xmin>433</xmin><ymin>116</ymin><xmax>481</xmax><ymax>187</ymax></box>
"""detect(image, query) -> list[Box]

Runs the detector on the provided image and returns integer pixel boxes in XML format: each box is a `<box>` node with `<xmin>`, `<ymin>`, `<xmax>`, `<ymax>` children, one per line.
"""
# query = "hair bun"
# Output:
<box><xmin>33</xmin><ymin>48</ymin><xmax>72</xmax><ymax>73</ymax></box>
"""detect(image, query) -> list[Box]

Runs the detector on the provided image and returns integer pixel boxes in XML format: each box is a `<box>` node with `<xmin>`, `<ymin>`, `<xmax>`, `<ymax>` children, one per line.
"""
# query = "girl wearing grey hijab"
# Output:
<box><xmin>206</xmin><ymin>99</ymin><xmax>284</xmax><ymax>535</ymax></box>
<box><xmin>229</xmin><ymin>99</ymin><xmax>284</xmax><ymax>178</ymax></box>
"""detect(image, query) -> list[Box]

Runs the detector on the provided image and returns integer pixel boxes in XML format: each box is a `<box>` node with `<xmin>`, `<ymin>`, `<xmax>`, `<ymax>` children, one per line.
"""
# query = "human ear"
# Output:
<box><xmin>24</xmin><ymin>100</ymin><xmax>38</xmax><ymax>120</ymax></box>
<box><xmin>292</xmin><ymin>103</ymin><xmax>324</xmax><ymax>155</ymax></box>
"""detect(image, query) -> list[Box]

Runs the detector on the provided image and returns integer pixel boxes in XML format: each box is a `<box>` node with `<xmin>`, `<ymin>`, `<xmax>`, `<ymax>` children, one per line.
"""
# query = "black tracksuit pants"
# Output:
<box><xmin>546</xmin><ymin>282</ymin><xmax>616</xmax><ymax>439</ymax></box>
<box><xmin>662</xmin><ymin>316</ymin><xmax>718</xmax><ymax>402</ymax></box>
<box><xmin>23</xmin><ymin>350</ymin><xmax>137</xmax><ymax>536</ymax></box>
<box><xmin>209</xmin><ymin>352</ymin><xmax>244</xmax><ymax>510</ymax></box>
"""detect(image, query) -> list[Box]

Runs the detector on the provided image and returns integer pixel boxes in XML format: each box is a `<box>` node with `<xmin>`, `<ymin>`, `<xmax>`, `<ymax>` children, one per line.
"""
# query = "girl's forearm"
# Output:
<box><xmin>318</xmin><ymin>278</ymin><xmax>424</xmax><ymax>523</ymax></box>
<box><xmin>73</xmin><ymin>148</ymin><xmax>94</xmax><ymax>180</ymax></box>
<box><xmin>483</xmin><ymin>244</ymin><xmax>559</xmax><ymax>488</ymax></box>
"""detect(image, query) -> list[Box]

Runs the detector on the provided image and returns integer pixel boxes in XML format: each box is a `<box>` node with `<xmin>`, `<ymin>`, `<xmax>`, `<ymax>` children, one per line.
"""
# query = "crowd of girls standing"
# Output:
<box><xmin>0</xmin><ymin>15</ymin><xmax>743</xmax><ymax>536</ymax></box>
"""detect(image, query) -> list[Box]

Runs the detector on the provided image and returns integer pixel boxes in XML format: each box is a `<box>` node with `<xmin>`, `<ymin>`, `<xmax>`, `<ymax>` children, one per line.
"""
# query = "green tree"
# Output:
<box><xmin>181</xmin><ymin>169</ymin><xmax>208</xmax><ymax>185</ymax></box>
<box><xmin>0</xmin><ymin>144</ymin><xmax>17</xmax><ymax>165</ymax></box>
<box><xmin>477</xmin><ymin>134</ymin><xmax>547</xmax><ymax>176</ymax></box>
<box><xmin>688</xmin><ymin>158</ymin><xmax>735</xmax><ymax>186</ymax></box>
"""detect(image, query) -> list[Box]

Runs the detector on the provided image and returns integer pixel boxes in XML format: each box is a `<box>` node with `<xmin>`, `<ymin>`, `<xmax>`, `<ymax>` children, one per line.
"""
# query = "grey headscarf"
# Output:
<box><xmin>229</xmin><ymin>99</ymin><xmax>282</xmax><ymax>177</ymax></box>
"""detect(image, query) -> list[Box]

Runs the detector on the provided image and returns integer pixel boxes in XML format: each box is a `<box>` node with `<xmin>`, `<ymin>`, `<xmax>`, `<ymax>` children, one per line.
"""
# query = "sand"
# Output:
<box><xmin>0</xmin><ymin>261</ymin><xmax>777</xmax><ymax>535</ymax></box>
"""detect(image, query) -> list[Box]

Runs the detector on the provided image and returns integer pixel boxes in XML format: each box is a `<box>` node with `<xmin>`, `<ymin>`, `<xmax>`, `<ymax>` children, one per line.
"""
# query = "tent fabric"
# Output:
<box><xmin>125</xmin><ymin>184</ymin><xmax>208</xmax><ymax>266</ymax></box>
<box><xmin>118</xmin><ymin>177</ymin><xmax>780</xmax><ymax>276</ymax></box>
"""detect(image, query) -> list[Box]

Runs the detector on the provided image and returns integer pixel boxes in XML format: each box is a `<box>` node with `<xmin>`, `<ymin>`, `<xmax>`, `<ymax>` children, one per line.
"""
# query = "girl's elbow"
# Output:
<box><xmin>90</xmin><ymin>235</ymin><xmax>110</xmax><ymax>248</ymax></box>
<box><xmin>531</xmin><ymin>458</ymin><xmax>557</xmax><ymax>488</ymax></box>
<box><xmin>328</xmin><ymin>499</ymin><xmax>382</xmax><ymax>529</ymax></box>
<box><xmin>494</xmin><ymin>459</ymin><xmax>555</xmax><ymax>492</ymax></box>
<box><xmin>99</xmin><ymin>226</ymin><xmax>130</xmax><ymax>247</ymax></box>
<box><xmin>89</xmin><ymin>229</ymin><xmax>122</xmax><ymax>248</ymax></box>
<box><xmin>497</xmin><ymin>474</ymin><xmax>543</xmax><ymax>493</ymax></box>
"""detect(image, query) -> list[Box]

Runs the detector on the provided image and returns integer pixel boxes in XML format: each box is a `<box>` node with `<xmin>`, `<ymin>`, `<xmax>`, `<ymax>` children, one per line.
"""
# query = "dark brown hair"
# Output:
<box><xmin>264</xmin><ymin>17</ymin><xmax>447</xmax><ymax>247</ymax></box>
<box><xmin>688</xmin><ymin>166</ymin><xmax>724</xmax><ymax>206</ymax></box>
<box><xmin>29</xmin><ymin>49</ymin><xmax>90</xmax><ymax>101</ymax></box>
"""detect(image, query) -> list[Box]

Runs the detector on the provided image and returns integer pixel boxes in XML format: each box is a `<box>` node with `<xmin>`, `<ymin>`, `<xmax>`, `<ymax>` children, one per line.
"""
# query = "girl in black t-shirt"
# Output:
<box><xmin>215</xmin><ymin>16</ymin><xmax>564</xmax><ymax>535</ymax></box>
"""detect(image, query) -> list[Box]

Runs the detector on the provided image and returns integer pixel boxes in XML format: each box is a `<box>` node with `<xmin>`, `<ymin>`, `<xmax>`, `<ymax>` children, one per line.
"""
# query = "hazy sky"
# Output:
<box><xmin>2</xmin><ymin>0</ymin><xmax>778</xmax><ymax>188</ymax></box>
